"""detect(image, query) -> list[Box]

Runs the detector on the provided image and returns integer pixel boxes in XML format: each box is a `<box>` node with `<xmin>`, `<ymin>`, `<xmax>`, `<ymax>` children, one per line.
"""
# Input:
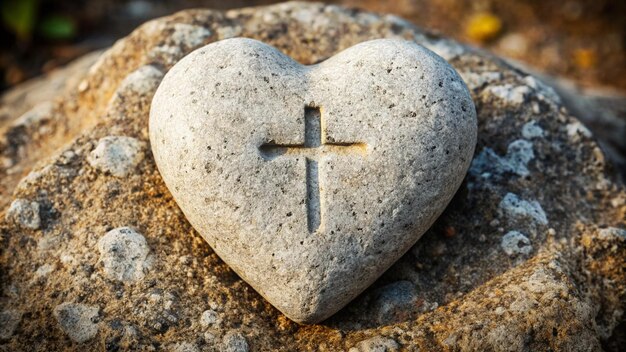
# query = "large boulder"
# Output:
<box><xmin>0</xmin><ymin>2</ymin><xmax>624</xmax><ymax>351</ymax></box>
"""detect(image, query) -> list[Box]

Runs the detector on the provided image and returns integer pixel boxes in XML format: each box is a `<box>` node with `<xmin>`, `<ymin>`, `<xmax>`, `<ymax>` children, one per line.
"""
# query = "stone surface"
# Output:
<box><xmin>150</xmin><ymin>38</ymin><xmax>477</xmax><ymax>323</ymax></box>
<box><xmin>53</xmin><ymin>303</ymin><xmax>100</xmax><ymax>343</ymax></box>
<box><xmin>97</xmin><ymin>227</ymin><xmax>150</xmax><ymax>282</ymax></box>
<box><xmin>87</xmin><ymin>136</ymin><xmax>145</xmax><ymax>177</ymax></box>
<box><xmin>0</xmin><ymin>2</ymin><xmax>624</xmax><ymax>351</ymax></box>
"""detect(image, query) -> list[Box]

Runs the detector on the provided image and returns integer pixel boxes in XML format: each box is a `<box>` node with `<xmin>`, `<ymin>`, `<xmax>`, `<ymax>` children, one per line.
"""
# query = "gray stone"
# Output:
<box><xmin>53</xmin><ymin>302</ymin><xmax>99</xmax><ymax>343</ymax></box>
<box><xmin>499</xmin><ymin>193</ymin><xmax>548</xmax><ymax>226</ymax></box>
<box><xmin>349</xmin><ymin>336</ymin><xmax>399</xmax><ymax>352</ymax></box>
<box><xmin>97</xmin><ymin>227</ymin><xmax>149</xmax><ymax>282</ymax></box>
<box><xmin>87</xmin><ymin>136</ymin><xmax>145</xmax><ymax>177</ymax></box>
<box><xmin>5</xmin><ymin>198</ymin><xmax>41</xmax><ymax>230</ymax></box>
<box><xmin>501</xmin><ymin>231</ymin><xmax>533</xmax><ymax>256</ymax></box>
<box><xmin>150</xmin><ymin>38</ymin><xmax>477</xmax><ymax>323</ymax></box>
<box><xmin>222</xmin><ymin>332</ymin><xmax>249</xmax><ymax>352</ymax></box>
<box><xmin>0</xmin><ymin>309</ymin><xmax>22</xmax><ymax>339</ymax></box>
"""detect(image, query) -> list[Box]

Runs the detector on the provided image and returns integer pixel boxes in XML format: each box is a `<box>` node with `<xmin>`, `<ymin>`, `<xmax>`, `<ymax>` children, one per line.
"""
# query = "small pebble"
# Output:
<box><xmin>501</xmin><ymin>231</ymin><xmax>533</xmax><ymax>256</ymax></box>
<box><xmin>97</xmin><ymin>227</ymin><xmax>149</xmax><ymax>282</ymax></box>
<box><xmin>222</xmin><ymin>332</ymin><xmax>249</xmax><ymax>352</ymax></box>
<box><xmin>87</xmin><ymin>136</ymin><xmax>145</xmax><ymax>177</ymax></box>
<box><xmin>521</xmin><ymin>120</ymin><xmax>544</xmax><ymax>139</ymax></box>
<box><xmin>499</xmin><ymin>193</ymin><xmax>548</xmax><ymax>225</ymax></box>
<box><xmin>200</xmin><ymin>309</ymin><xmax>219</xmax><ymax>328</ymax></box>
<box><xmin>53</xmin><ymin>303</ymin><xmax>100</xmax><ymax>343</ymax></box>
<box><xmin>6</xmin><ymin>198</ymin><xmax>41</xmax><ymax>230</ymax></box>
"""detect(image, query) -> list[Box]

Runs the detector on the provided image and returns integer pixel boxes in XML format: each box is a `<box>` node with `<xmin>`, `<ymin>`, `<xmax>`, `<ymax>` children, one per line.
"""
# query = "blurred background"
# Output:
<box><xmin>0</xmin><ymin>0</ymin><xmax>625</xmax><ymax>94</ymax></box>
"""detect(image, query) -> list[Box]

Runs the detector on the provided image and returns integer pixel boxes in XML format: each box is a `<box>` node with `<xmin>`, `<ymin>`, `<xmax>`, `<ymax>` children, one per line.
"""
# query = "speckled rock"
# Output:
<box><xmin>150</xmin><ymin>37</ymin><xmax>476</xmax><ymax>323</ymax></box>
<box><xmin>5</xmin><ymin>198</ymin><xmax>41</xmax><ymax>230</ymax></box>
<box><xmin>501</xmin><ymin>231</ymin><xmax>533</xmax><ymax>256</ymax></box>
<box><xmin>222</xmin><ymin>332</ymin><xmax>249</xmax><ymax>352</ymax></box>
<box><xmin>53</xmin><ymin>303</ymin><xmax>100</xmax><ymax>343</ymax></box>
<box><xmin>0</xmin><ymin>2</ymin><xmax>624</xmax><ymax>351</ymax></box>
<box><xmin>87</xmin><ymin>136</ymin><xmax>145</xmax><ymax>177</ymax></box>
<box><xmin>97</xmin><ymin>227</ymin><xmax>150</xmax><ymax>282</ymax></box>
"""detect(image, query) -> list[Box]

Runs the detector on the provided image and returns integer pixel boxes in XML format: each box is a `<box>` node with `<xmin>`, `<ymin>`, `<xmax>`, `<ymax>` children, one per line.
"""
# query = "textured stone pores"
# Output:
<box><xmin>150</xmin><ymin>38</ymin><xmax>477</xmax><ymax>323</ymax></box>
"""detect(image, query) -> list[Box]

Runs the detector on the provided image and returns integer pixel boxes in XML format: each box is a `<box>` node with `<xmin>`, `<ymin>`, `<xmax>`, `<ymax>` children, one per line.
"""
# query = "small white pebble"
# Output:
<box><xmin>88</xmin><ymin>136</ymin><xmax>145</xmax><ymax>177</ymax></box>
<box><xmin>200</xmin><ymin>309</ymin><xmax>219</xmax><ymax>328</ymax></box>
<box><xmin>97</xmin><ymin>227</ymin><xmax>149</xmax><ymax>282</ymax></box>
<box><xmin>566</xmin><ymin>121</ymin><xmax>592</xmax><ymax>142</ymax></box>
<box><xmin>499</xmin><ymin>193</ymin><xmax>548</xmax><ymax>225</ymax></box>
<box><xmin>501</xmin><ymin>231</ymin><xmax>533</xmax><ymax>256</ymax></box>
<box><xmin>6</xmin><ymin>198</ymin><xmax>41</xmax><ymax>230</ymax></box>
<box><xmin>521</xmin><ymin>120</ymin><xmax>544</xmax><ymax>139</ymax></box>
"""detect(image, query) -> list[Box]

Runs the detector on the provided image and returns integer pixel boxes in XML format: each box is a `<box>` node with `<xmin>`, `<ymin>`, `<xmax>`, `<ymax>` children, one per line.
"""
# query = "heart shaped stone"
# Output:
<box><xmin>150</xmin><ymin>38</ymin><xmax>476</xmax><ymax>323</ymax></box>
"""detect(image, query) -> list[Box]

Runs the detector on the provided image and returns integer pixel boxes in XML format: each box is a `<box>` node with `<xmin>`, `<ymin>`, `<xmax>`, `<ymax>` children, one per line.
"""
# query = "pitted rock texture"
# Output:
<box><xmin>150</xmin><ymin>38</ymin><xmax>476</xmax><ymax>323</ymax></box>
<box><xmin>0</xmin><ymin>2</ymin><xmax>625</xmax><ymax>351</ymax></box>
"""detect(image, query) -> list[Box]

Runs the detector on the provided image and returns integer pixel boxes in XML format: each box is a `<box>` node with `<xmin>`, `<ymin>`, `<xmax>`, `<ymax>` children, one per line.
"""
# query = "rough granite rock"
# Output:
<box><xmin>0</xmin><ymin>1</ymin><xmax>625</xmax><ymax>351</ymax></box>
<box><xmin>150</xmin><ymin>37</ymin><xmax>476</xmax><ymax>323</ymax></box>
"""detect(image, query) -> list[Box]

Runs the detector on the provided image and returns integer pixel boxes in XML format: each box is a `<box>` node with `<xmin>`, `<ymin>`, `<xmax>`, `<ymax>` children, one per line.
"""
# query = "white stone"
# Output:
<box><xmin>566</xmin><ymin>121</ymin><xmax>592</xmax><ymax>142</ymax></box>
<box><xmin>222</xmin><ymin>332</ymin><xmax>249</xmax><ymax>352</ymax></box>
<box><xmin>459</xmin><ymin>71</ymin><xmax>502</xmax><ymax>90</ymax></box>
<box><xmin>6</xmin><ymin>198</ymin><xmax>41</xmax><ymax>230</ymax></box>
<box><xmin>349</xmin><ymin>336</ymin><xmax>399</xmax><ymax>352</ymax></box>
<box><xmin>97</xmin><ymin>227</ymin><xmax>149</xmax><ymax>282</ymax></box>
<box><xmin>150</xmin><ymin>38</ymin><xmax>477</xmax><ymax>323</ymax></box>
<box><xmin>521</xmin><ymin>121</ymin><xmax>544</xmax><ymax>139</ymax></box>
<box><xmin>499</xmin><ymin>193</ymin><xmax>548</xmax><ymax>225</ymax></box>
<box><xmin>88</xmin><ymin>136</ymin><xmax>145</xmax><ymax>177</ymax></box>
<box><xmin>53</xmin><ymin>303</ymin><xmax>99</xmax><ymax>343</ymax></box>
<box><xmin>485</xmin><ymin>84</ymin><xmax>532</xmax><ymax>105</ymax></box>
<box><xmin>200</xmin><ymin>309</ymin><xmax>219</xmax><ymax>328</ymax></box>
<box><xmin>501</xmin><ymin>231</ymin><xmax>532</xmax><ymax>256</ymax></box>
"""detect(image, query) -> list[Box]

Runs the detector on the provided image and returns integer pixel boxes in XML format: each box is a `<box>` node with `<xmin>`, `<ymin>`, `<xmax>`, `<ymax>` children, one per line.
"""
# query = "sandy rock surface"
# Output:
<box><xmin>0</xmin><ymin>2</ymin><xmax>624</xmax><ymax>351</ymax></box>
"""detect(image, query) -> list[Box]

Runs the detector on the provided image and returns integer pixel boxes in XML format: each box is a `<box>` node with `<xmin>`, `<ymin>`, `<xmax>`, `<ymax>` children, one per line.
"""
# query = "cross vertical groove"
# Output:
<box><xmin>259</xmin><ymin>105</ymin><xmax>366</xmax><ymax>234</ymax></box>
<box><xmin>304</xmin><ymin>106</ymin><xmax>322</xmax><ymax>233</ymax></box>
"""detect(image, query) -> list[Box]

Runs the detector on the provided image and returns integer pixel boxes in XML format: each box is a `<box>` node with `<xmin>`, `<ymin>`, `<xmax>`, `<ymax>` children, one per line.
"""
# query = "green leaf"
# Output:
<box><xmin>38</xmin><ymin>15</ymin><xmax>75</xmax><ymax>39</ymax></box>
<box><xmin>1</xmin><ymin>0</ymin><xmax>38</xmax><ymax>40</ymax></box>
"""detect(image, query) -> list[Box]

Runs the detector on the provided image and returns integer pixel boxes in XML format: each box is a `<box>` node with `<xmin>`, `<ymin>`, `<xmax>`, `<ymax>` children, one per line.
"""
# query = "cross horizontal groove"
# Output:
<box><xmin>259</xmin><ymin>142</ymin><xmax>368</xmax><ymax>160</ymax></box>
